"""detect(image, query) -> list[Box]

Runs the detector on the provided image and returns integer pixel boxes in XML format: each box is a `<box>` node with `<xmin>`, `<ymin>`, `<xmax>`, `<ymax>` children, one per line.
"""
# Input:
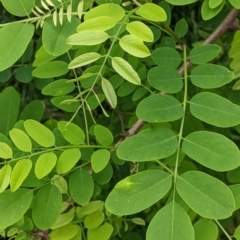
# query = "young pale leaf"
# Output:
<box><xmin>174</xmin><ymin>18</ymin><xmax>188</xmax><ymax>38</ymax></box>
<box><xmin>42</xmin><ymin>17</ymin><xmax>80</xmax><ymax>56</ymax></box>
<box><xmin>209</xmin><ymin>0</ymin><xmax>223</xmax><ymax>8</ymax></box>
<box><xmin>0</xmin><ymin>189</ymin><xmax>33</xmax><ymax>229</ymax></box>
<box><xmin>146</xmin><ymin>201</ymin><xmax>194</xmax><ymax>240</ymax></box>
<box><xmin>9</xmin><ymin>128</ymin><xmax>32</xmax><ymax>152</ymax></box>
<box><xmin>50</xmin><ymin>208</ymin><xmax>75</xmax><ymax>229</ymax></box>
<box><xmin>176</xmin><ymin>171</ymin><xmax>235</xmax><ymax>219</ymax></box>
<box><xmin>182</xmin><ymin>131</ymin><xmax>240</xmax><ymax>171</ymax></box>
<box><xmin>1</xmin><ymin>0</ymin><xmax>34</xmax><ymax>16</ymax></box>
<box><xmin>32</xmin><ymin>185</ymin><xmax>62</xmax><ymax>230</ymax></box>
<box><xmin>191</xmin><ymin>64</ymin><xmax>234</xmax><ymax>88</ymax></box>
<box><xmin>35</xmin><ymin>152</ymin><xmax>57</xmax><ymax>179</ymax></box>
<box><xmin>91</xmin><ymin>149</ymin><xmax>110</xmax><ymax>173</ymax></box>
<box><xmin>151</xmin><ymin>47</ymin><xmax>182</xmax><ymax>68</ymax></box>
<box><xmin>112</xmin><ymin>57</ymin><xmax>141</xmax><ymax>85</ymax></box>
<box><xmin>0</xmin><ymin>23</ymin><xmax>34</xmax><ymax>71</ymax></box>
<box><xmin>42</xmin><ymin>79</ymin><xmax>75</xmax><ymax>97</ymax></box>
<box><xmin>56</xmin><ymin>148</ymin><xmax>81</xmax><ymax>174</ymax></box>
<box><xmin>84</xmin><ymin>211</ymin><xmax>104</xmax><ymax>229</ymax></box>
<box><xmin>53</xmin><ymin>10</ymin><xmax>57</xmax><ymax>26</ymax></box>
<box><xmin>77</xmin><ymin>0</ymin><xmax>83</xmax><ymax>19</ymax></box>
<box><xmin>94</xmin><ymin>125</ymin><xmax>113</xmax><ymax>146</ymax></box>
<box><xmin>51</xmin><ymin>175</ymin><xmax>68</xmax><ymax>194</ymax></box>
<box><xmin>68</xmin><ymin>52</ymin><xmax>102</xmax><ymax>69</ymax></box>
<box><xmin>77</xmin><ymin>16</ymin><xmax>116</xmax><ymax>32</ymax></box>
<box><xmin>136</xmin><ymin>94</ymin><xmax>184</xmax><ymax>123</ymax></box>
<box><xmin>189</xmin><ymin>44</ymin><xmax>221</xmax><ymax>64</ymax></box>
<box><xmin>0</xmin><ymin>87</ymin><xmax>20</xmax><ymax>136</ymax></box>
<box><xmin>24</xmin><ymin>119</ymin><xmax>55</xmax><ymax>147</ymax></box>
<box><xmin>148</xmin><ymin>66</ymin><xmax>183</xmax><ymax>93</ymax></box>
<box><xmin>88</xmin><ymin>223</ymin><xmax>113</xmax><ymax>240</ymax></box>
<box><xmin>32</xmin><ymin>61</ymin><xmax>69</xmax><ymax>78</ymax></box>
<box><xmin>229</xmin><ymin>0</ymin><xmax>240</xmax><ymax>8</ymax></box>
<box><xmin>10</xmin><ymin>159</ymin><xmax>32</xmax><ymax>192</ymax></box>
<box><xmin>106</xmin><ymin>170</ymin><xmax>172</xmax><ymax>215</ymax></box>
<box><xmin>135</xmin><ymin>3</ymin><xmax>167</xmax><ymax>22</ymax></box>
<box><xmin>165</xmin><ymin>0</ymin><xmax>198</xmax><ymax>5</ymax></box>
<box><xmin>0</xmin><ymin>165</ymin><xmax>12</xmax><ymax>193</ymax></box>
<box><xmin>194</xmin><ymin>219</ymin><xmax>218</xmax><ymax>240</ymax></box>
<box><xmin>69</xmin><ymin>169</ymin><xmax>94</xmax><ymax>205</ymax></box>
<box><xmin>119</xmin><ymin>35</ymin><xmax>150</xmax><ymax>58</ymax></box>
<box><xmin>50</xmin><ymin>224</ymin><xmax>79</xmax><ymax>240</ymax></box>
<box><xmin>59</xmin><ymin>7</ymin><xmax>64</xmax><ymax>25</ymax></box>
<box><xmin>190</xmin><ymin>92</ymin><xmax>240</xmax><ymax>127</ymax></box>
<box><xmin>51</xmin><ymin>96</ymin><xmax>80</xmax><ymax>113</ymax></box>
<box><xmin>117</xmin><ymin>128</ymin><xmax>178</xmax><ymax>162</ymax></box>
<box><xmin>66</xmin><ymin>31</ymin><xmax>109</xmax><ymax>46</ymax></box>
<box><xmin>201</xmin><ymin>0</ymin><xmax>224</xmax><ymax>20</ymax></box>
<box><xmin>126</xmin><ymin>21</ymin><xmax>154</xmax><ymax>42</ymax></box>
<box><xmin>101</xmin><ymin>78</ymin><xmax>117</xmax><ymax>109</ymax></box>
<box><xmin>57</xmin><ymin>121</ymin><xmax>85</xmax><ymax>145</ymax></box>
<box><xmin>84</xmin><ymin>3</ymin><xmax>125</xmax><ymax>22</ymax></box>
<box><xmin>67</xmin><ymin>3</ymin><xmax>72</xmax><ymax>22</ymax></box>
<box><xmin>0</xmin><ymin>142</ymin><xmax>12</xmax><ymax>159</ymax></box>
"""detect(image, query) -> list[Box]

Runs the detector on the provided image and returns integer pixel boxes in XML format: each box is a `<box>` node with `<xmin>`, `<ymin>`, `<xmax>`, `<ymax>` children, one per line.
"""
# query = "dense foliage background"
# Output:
<box><xmin>0</xmin><ymin>0</ymin><xmax>240</xmax><ymax>239</ymax></box>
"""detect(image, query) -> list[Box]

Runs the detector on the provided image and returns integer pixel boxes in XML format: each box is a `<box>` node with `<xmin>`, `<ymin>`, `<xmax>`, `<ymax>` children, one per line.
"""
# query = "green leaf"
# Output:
<box><xmin>0</xmin><ymin>189</ymin><xmax>33</xmax><ymax>229</ymax></box>
<box><xmin>19</xmin><ymin>100</ymin><xmax>44</xmax><ymax>121</ymax></box>
<box><xmin>15</xmin><ymin>65</ymin><xmax>33</xmax><ymax>83</ymax></box>
<box><xmin>0</xmin><ymin>165</ymin><xmax>12</xmax><ymax>193</ymax></box>
<box><xmin>57</xmin><ymin>148</ymin><xmax>81</xmax><ymax>174</ymax></box>
<box><xmin>176</xmin><ymin>171</ymin><xmax>235</xmax><ymax>219</ymax></box>
<box><xmin>151</xmin><ymin>47</ymin><xmax>182</xmax><ymax>68</ymax></box>
<box><xmin>33</xmin><ymin>45</ymin><xmax>57</xmax><ymax>67</ymax></box>
<box><xmin>174</xmin><ymin>18</ymin><xmax>188</xmax><ymax>38</ymax></box>
<box><xmin>93</xmin><ymin>163</ymin><xmax>113</xmax><ymax>185</ymax></box>
<box><xmin>190</xmin><ymin>92</ymin><xmax>240</xmax><ymax>127</ymax></box>
<box><xmin>66</xmin><ymin>31</ymin><xmax>109</xmax><ymax>46</ymax></box>
<box><xmin>146</xmin><ymin>201</ymin><xmax>194</xmax><ymax>240</ymax></box>
<box><xmin>194</xmin><ymin>219</ymin><xmax>218</xmax><ymax>240</ymax></box>
<box><xmin>201</xmin><ymin>0</ymin><xmax>224</xmax><ymax>20</ymax></box>
<box><xmin>131</xmin><ymin>218</ymin><xmax>146</xmax><ymax>226</ymax></box>
<box><xmin>52</xmin><ymin>175</ymin><xmax>68</xmax><ymax>194</ymax></box>
<box><xmin>0</xmin><ymin>142</ymin><xmax>12</xmax><ymax>159</ymax></box>
<box><xmin>50</xmin><ymin>208</ymin><xmax>75</xmax><ymax>229</ymax></box>
<box><xmin>234</xmin><ymin>225</ymin><xmax>240</xmax><ymax>240</ymax></box>
<box><xmin>42</xmin><ymin>79</ymin><xmax>75</xmax><ymax>96</ymax></box>
<box><xmin>50</xmin><ymin>224</ymin><xmax>79</xmax><ymax>240</ymax></box>
<box><xmin>136</xmin><ymin>94</ymin><xmax>184</xmax><ymax>123</ymax></box>
<box><xmin>126</xmin><ymin>21</ymin><xmax>153</xmax><ymax>42</ymax></box>
<box><xmin>112</xmin><ymin>57</ymin><xmax>141</xmax><ymax>85</ymax></box>
<box><xmin>0</xmin><ymin>87</ymin><xmax>20</xmax><ymax>135</ymax></box>
<box><xmin>165</xmin><ymin>0</ymin><xmax>198</xmax><ymax>5</ymax></box>
<box><xmin>106</xmin><ymin>170</ymin><xmax>172</xmax><ymax>215</ymax></box>
<box><xmin>32</xmin><ymin>185</ymin><xmax>62</xmax><ymax>230</ymax></box>
<box><xmin>117</xmin><ymin>128</ymin><xmax>178</xmax><ymax>161</ymax></box>
<box><xmin>84</xmin><ymin>3</ymin><xmax>125</xmax><ymax>22</ymax></box>
<box><xmin>229</xmin><ymin>0</ymin><xmax>240</xmax><ymax>8</ymax></box>
<box><xmin>148</xmin><ymin>66</ymin><xmax>183</xmax><ymax>93</ymax></box>
<box><xmin>24</xmin><ymin>119</ymin><xmax>55</xmax><ymax>147</ymax></box>
<box><xmin>229</xmin><ymin>184</ymin><xmax>240</xmax><ymax>210</ymax></box>
<box><xmin>69</xmin><ymin>169</ymin><xmax>94</xmax><ymax>205</ymax></box>
<box><xmin>0</xmin><ymin>23</ymin><xmax>34</xmax><ymax>71</ymax></box>
<box><xmin>35</xmin><ymin>152</ymin><xmax>57</xmax><ymax>179</ymax></box>
<box><xmin>209</xmin><ymin>0</ymin><xmax>223</xmax><ymax>8</ymax></box>
<box><xmin>32</xmin><ymin>61</ymin><xmax>69</xmax><ymax>78</ymax></box>
<box><xmin>10</xmin><ymin>159</ymin><xmax>32</xmax><ymax>192</ymax></box>
<box><xmin>84</xmin><ymin>211</ymin><xmax>104</xmax><ymax>229</ymax></box>
<box><xmin>77</xmin><ymin>16</ymin><xmax>117</xmax><ymax>32</ymax></box>
<box><xmin>101</xmin><ymin>78</ymin><xmax>117</xmax><ymax>109</ymax></box>
<box><xmin>191</xmin><ymin>64</ymin><xmax>234</xmax><ymax>88</ymax></box>
<box><xmin>1</xmin><ymin>0</ymin><xmax>34</xmax><ymax>16</ymax></box>
<box><xmin>189</xmin><ymin>45</ymin><xmax>221</xmax><ymax>64</ymax></box>
<box><xmin>68</xmin><ymin>52</ymin><xmax>102</xmax><ymax>69</ymax></box>
<box><xmin>43</xmin><ymin>17</ymin><xmax>80</xmax><ymax>56</ymax></box>
<box><xmin>94</xmin><ymin>125</ymin><xmax>113</xmax><ymax>146</ymax></box>
<box><xmin>135</xmin><ymin>3</ymin><xmax>167</xmax><ymax>22</ymax></box>
<box><xmin>57</xmin><ymin>121</ymin><xmax>85</xmax><ymax>145</ymax></box>
<box><xmin>91</xmin><ymin>149</ymin><xmax>110</xmax><ymax>173</ymax></box>
<box><xmin>9</xmin><ymin>128</ymin><xmax>32</xmax><ymax>152</ymax></box>
<box><xmin>182</xmin><ymin>131</ymin><xmax>240</xmax><ymax>171</ymax></box>
<box><xmin>51</xmin><ymin>96</ymin><xmax>80</xmax><ymax>113</ymax></box>
<box><xmin>87</xmin><ymin>223</ymin><xmax>113</xmax><ymax>240</ymax></box>
<box><xmin>119</xmin><ymin>35</ymin><xmax>150</xmax><ymax>58</ymax></box>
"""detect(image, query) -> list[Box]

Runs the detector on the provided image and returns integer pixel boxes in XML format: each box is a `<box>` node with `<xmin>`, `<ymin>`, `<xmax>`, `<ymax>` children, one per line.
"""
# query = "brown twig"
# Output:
<box><xmin>115</xmin><ymin>7</ymin><xmax>240</xmax><ymax>148</ymax></box>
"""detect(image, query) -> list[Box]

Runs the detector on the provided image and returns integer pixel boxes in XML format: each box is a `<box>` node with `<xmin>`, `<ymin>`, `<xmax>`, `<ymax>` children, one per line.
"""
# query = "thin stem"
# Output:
<box><xmin>173</xmin><ymin>44</ymin><xmax>188</xmax><ymax>200</ymax></box>
<box><xmin>155</xmin><ymin>160</ymin><xmax>174</xmax><ymax>175</ymax></box>
<box><xmin>215</xmin><ymin>220</ymin><xmax>233</xmax><ymax>240</ymax></box>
